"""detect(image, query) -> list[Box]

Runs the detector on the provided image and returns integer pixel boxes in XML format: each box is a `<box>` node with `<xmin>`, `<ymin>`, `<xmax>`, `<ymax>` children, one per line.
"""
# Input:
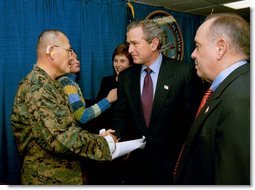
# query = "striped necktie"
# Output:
<box><xmin>196</xmin><ymin>88</ymin><xmax>213</xmax><ymax>117</ymax></box>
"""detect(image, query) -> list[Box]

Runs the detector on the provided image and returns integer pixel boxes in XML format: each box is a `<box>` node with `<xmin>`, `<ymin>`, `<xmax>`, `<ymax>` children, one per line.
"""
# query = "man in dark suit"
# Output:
<box><xmin>113</xmin><ymin>19</ymin><xmax>205</xmax><ymax>184</ymax></box>
<box><xmin>173</xmin><ymin>13</ymin><xmax>250</xmax><ymax>185</ymax></box>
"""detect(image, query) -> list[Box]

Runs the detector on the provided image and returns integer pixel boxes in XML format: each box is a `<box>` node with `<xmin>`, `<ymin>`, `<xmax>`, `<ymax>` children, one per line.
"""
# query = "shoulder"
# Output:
<box><xmin>58</xmin><ymin>75</ymin><xmax>74</xmax><ymax>87</ymax></box>
<box><xmin>162</xmin><ymin>56</ymin><xmax>194</xmax><ymax>75</ymax></box>
<box><xmin>22</xmin><ymin>68</ymin><xmax>51</xmax><ymax>93</ymax></box>
<box><xmin>120</xmin><ymin>65</ymin><xmax>140</xmax><ymax>76</ymax></box>
<box><xmin>217</xmin><ymin>64</ymin><xmax>250</xmax><ymax>98</ymax></box>
<box><xmin>99</xmin><ymin>75</ymin><xmax>117</xmax><ymax>90</ymax></box>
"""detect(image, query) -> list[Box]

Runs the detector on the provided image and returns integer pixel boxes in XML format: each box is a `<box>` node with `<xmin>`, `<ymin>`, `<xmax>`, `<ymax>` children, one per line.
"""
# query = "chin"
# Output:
<box><xmin>196</xmin><ymin>71</ymin><xmax>202</xmax><ymax>78</ymax></box>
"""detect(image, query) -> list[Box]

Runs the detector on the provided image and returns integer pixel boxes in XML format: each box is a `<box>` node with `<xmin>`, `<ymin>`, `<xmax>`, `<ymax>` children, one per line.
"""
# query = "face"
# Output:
<box><xmin>113</xmin><ymin>54</ymin><xmax>131</xmax><ymax>75</ymax></box>
<box><xmin>69</xmin><ymin>52</ymin><xmax>80</xmax><ymax>74</ymax></box>
<box><xmin>191</xmin><ymin>19</ymin><xmax>218</xmax><ymax>83</ymax></box>
<box><xmin>52</xmin><ymin>34</ymin><xmax>73</xmax><ymax>77</ymax></box>
<box><xmin>126</xmin><ymin>26</ymin><xmax>154</xmax><ymax>66</ymax></box>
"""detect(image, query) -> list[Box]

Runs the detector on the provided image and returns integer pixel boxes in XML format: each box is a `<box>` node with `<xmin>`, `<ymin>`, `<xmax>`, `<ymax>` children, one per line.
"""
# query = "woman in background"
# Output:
<box><xmin>87</xmin><ymin>43</ymin><xmax>133</xmax><ymax>133</ymax></box>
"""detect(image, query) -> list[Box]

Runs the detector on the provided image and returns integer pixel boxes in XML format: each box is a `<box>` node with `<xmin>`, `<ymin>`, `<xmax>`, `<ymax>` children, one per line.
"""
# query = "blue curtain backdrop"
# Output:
<box><xmin>0</xmin><ymin>0</ymin><xmax>204</xmax><ymax>184</ymax></box>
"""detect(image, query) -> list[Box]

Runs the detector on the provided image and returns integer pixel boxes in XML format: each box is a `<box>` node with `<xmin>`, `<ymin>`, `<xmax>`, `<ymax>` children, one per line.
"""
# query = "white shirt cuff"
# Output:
<box><xmin>104</xmin><ymin>135</ymin><xmax>116</xmax><ymax>154</ymax></box>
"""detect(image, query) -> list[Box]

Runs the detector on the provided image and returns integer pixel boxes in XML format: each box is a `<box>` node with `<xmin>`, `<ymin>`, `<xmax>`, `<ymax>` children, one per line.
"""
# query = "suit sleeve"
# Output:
<box><xmin>215</xmin><ymin>92</ymin><xmax>250</xmax><ymax>184</ymax></box>
<box><xmin>112</xmin><ymin>72</ymin><xmax>130</xmax><ymax>139</ymax></box>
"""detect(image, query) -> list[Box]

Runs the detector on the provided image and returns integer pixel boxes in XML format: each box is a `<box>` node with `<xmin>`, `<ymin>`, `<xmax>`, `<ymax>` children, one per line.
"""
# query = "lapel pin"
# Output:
<box><xmin>164</xmin><ymin>85</ymin><xmax>169</xmax><ymax>90</ymax></box>
<box><xmin>205</xmin><ymin>106</ymin><xmax>210</xmax><ymax>114</ymax></box>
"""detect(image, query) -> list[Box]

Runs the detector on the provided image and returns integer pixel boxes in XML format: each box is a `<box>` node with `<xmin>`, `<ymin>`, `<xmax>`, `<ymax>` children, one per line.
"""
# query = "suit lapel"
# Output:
<box><xmin>129</xmin><ymin>65</ymin><xmax>146</xmax><ymax>125</ymax></box>
<box><xmin>187</xmin><ymin>98</ymin><xmax>220</xmax><ymax>143</ymax></box>
<box><xmin>150</xmin><ymin>57</ymin><xmax>174</xmax><ymax>125</ymax></box>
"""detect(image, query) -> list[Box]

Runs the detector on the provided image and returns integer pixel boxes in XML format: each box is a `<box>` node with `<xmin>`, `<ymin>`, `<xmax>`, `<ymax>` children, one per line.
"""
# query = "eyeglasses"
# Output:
<box><xmin>53</xmin><ymin>45</ymin><xmax>74</xmax><ymax>54</ymax></box>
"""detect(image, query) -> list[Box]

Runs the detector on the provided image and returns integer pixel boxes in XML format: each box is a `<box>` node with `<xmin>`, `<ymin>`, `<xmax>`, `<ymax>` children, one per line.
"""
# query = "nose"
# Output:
<box><xmin>128</xmin><ymin>44</ymin><xmax>133</xmax><ymax>53</ymax></box>
<box><xmin>191</xmin><ymin>49</ymin><xmax>196</xmax><ymax>59</ymax></box>
<box><xmin>115</xmin><ymin>61</ymin><xmax>121</xmax><ymax>67</ymax></box>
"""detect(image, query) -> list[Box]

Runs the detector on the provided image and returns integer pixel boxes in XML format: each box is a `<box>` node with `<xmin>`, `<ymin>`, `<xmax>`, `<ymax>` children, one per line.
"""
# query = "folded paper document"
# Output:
<box><xmin>98</xmin><ymin>129</ymin><xmax>146</xmax><ymax>159</ymax></box>
<box><xmin>112</xmin><ymin>136</ymin><xmax>146</xmax><ymax>159</ymax></box>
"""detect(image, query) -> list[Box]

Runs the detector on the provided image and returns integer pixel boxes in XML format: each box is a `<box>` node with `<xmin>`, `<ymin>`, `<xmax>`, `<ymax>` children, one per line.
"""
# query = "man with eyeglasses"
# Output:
<box><xmin>10</xmin><ymin>30</ymin><xmax>117</xmax><ymax>184</ymax></box>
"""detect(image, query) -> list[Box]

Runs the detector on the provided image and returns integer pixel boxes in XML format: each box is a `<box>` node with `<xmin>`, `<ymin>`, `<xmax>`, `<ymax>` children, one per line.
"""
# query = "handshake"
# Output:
<box><xmin>99</xmin><ymin>129</ymin><xmax>146</xmax><ymax>159</ymax></box>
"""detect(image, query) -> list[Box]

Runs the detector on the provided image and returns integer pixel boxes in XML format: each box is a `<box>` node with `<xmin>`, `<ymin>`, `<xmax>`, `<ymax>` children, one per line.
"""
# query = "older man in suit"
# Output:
<box><xmin>113</xmin><ymin>19</ymin><xmax>205</xmax><ymax>184</ymax></box>
<box><xmin>173</xmin><ymin>13</ymin><xmax>250</xmax><ymax>185</ymax></box>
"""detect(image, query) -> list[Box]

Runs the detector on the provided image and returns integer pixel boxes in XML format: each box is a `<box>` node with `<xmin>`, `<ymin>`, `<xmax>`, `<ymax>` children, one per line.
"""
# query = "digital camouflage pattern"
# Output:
<box><xmin>11</xmin><ymin>66</ymin><xmax>112</xmax><ymax>184</ymax></box>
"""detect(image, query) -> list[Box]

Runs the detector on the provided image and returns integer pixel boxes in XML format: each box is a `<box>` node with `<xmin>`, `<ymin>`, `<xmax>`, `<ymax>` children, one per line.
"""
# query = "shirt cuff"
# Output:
<box><xmin>104</xmin><ymin>135</ymin><xmax>116</xmax><ymax>154</ymax></box>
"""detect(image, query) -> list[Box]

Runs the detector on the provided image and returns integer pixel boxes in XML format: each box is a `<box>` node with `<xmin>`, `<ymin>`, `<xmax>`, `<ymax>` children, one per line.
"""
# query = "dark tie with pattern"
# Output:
<box><xmin>141</xmin><ymin>67</ymin><xmax>153</xmax><ymax>127</ymax></box>
<box><xmin>195</xmin><ymin>88</ymin><xmax>213</xmax><ymax>117</ymax></box>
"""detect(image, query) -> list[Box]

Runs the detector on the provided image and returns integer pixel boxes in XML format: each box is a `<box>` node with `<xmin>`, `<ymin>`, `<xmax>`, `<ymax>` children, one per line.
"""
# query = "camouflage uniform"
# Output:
<box><xmin>11</xmin><ymin>66</ymin><xmax>112</xmax><ymax>184</ymax></box>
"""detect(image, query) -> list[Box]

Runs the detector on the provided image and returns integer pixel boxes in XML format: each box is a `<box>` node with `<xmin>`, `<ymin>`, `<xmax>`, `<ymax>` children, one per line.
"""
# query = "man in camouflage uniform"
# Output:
<box><xmin>11</xmin><ymin>30</ymin><xmax>116</xmax><ymax>184</ymax></box>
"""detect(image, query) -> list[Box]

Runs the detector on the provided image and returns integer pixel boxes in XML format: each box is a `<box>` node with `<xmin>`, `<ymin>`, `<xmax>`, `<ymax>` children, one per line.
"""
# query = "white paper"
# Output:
<box><xmin>112</xmin><ymin>136</ymin><xmax>146</xmax><ymax>159</ymax></box>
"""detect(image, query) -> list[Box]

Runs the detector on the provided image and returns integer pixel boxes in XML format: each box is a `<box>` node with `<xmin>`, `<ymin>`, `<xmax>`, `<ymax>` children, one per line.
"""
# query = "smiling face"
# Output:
<box><xmin>113</xmin><ymin>54</ymin><xmax>131</xmax><ymax>76</ymax></box>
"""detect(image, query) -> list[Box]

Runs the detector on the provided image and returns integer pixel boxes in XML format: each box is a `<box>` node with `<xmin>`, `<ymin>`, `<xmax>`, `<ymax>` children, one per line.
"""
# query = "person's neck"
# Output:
<box><xmin>36</xmin><ymin>59</ymin><xmax>58</xmax><ymax>80</ymax></box>
<box><xmin>218</xmin><ymin>55</ymin><xmax>248</xmax><ymax>74</ymax></box>
<box><xmin>144</xmin><ymin>51</ymin><xmax>160</xmax><ymax>67</ymax></box>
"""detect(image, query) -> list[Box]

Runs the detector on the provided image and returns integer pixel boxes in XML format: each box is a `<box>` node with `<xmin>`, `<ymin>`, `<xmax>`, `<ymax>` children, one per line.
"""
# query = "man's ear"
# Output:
<box><xmin>216</xmin><ymin>38</ymin><xmax>227</xmax><ymax>59</ymax></box>
<box><xmin>151</xmin><ymin>38</ymin><xmax>160</xmax><ymax>51</ymax></box>
<box><xmin>46</xmin><ymin>46</ymin><xmax>55</xmax><ymax>60</ymax></box>
<box><xmin>46</xmin><ymin>46</ymin><xmax>53</xmax><ymax>55</ymax></box>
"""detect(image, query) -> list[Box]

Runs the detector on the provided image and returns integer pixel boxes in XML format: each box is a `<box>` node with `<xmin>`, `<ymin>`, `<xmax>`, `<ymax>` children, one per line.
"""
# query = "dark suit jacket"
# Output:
<box><xmin>113</xmin><ymin>55</ymin><xmax>205</xmax><ymax>184</ymax></box>
<box><xmin>174</xmin><ymin>63</ymin><xmax>250</xmax><ymax>185</ymax></box>
<box><xmin>84</xmin><ymin>76</ymin><xmax>117</xmax><ymax>134</ymax></box>
<box><xmin>96</xmin><ymin>75</ymin><xmax>118</xmax><ymax>101</ymax></box>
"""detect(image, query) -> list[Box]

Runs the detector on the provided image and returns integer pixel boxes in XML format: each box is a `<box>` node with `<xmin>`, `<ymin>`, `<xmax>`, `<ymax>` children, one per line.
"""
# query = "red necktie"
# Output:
<box><xmin>173</xmin><ymin>89</ymin><xmax>214</xmax><ymax>181</ymax></box>
<box><xmin>196</xmin><ymin>88</ymin><xmax>213</xmax><ymax>117</ymax></box>
<box><xmin>141</xmin><ymin>68</ymin><xmax>153</xmax><ymax>127</ymax></box>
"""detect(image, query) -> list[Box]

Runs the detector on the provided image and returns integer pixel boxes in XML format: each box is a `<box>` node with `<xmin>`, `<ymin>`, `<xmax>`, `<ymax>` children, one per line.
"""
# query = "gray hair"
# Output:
<box><xmin>127</xmin><ymin>19</ymin><xmax>164</xmax><ymax>50</ymax></box>
<box><xmin>206</xmin><ymin>13</ymin><xmax>250</xmax><ymax>59</ymax></box>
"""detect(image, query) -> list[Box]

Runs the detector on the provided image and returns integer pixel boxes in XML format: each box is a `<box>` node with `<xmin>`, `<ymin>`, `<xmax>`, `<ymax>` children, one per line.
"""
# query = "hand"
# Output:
<box><xmin>99</xmin><ymin>129</ymin><xmax>119</xmax><ymax>143</ymax></box>
<box><xmin>106</xmin><ymin>88</ymin><xmax>117</xmax><ymax>103</ymax></box>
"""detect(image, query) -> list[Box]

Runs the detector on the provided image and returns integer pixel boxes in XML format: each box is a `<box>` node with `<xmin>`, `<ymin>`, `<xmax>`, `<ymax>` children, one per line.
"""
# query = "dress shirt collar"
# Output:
<box><xmin>210</xmin><ymin>60</ymin><xmax>248</xmax><ymax>91</ymax></box>
<box><xmin>141</xmin><ymin>53</ymin><xmax>162</xmax><ymax>74</ymax></box>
